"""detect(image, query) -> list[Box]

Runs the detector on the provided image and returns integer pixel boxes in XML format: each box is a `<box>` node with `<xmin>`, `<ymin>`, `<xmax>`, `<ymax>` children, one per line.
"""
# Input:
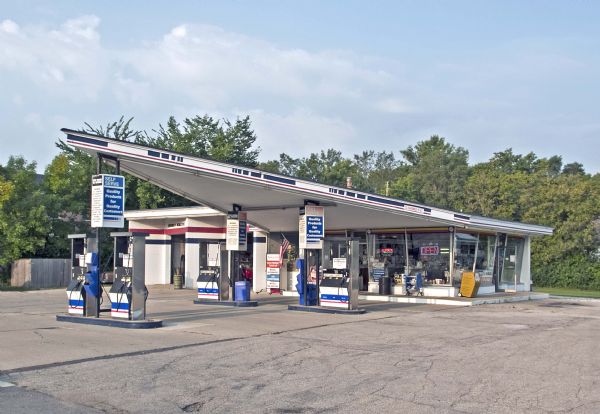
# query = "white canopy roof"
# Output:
<box><xmin>62</xmin><ymin>129</ymin><xmax>553</xmax><ymax>236</ymax></box>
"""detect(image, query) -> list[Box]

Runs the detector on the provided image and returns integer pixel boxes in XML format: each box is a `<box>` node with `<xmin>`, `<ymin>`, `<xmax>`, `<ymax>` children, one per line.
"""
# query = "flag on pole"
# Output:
<box><xmin>279</xmin><ymin>234</ymin><xmax>290</xmax><ymax>266</ymax></box>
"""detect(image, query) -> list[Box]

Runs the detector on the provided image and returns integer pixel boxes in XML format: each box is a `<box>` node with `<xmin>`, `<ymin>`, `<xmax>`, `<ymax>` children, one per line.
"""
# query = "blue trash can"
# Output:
<box><xmin>235</xmin><ymin>281</ymin><xmax>251</xmax><ymax>302</ymax></box>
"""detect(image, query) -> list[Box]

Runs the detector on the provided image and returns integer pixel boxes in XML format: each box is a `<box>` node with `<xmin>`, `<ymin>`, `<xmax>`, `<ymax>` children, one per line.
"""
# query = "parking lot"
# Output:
<box><xmin>1</xmin><ymin>287</ymin><xmax>600</xmax><ymax>413</ymax></box>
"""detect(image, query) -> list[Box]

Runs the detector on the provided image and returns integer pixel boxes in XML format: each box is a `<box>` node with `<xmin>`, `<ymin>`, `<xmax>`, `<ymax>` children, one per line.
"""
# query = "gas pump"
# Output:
<box><xmin>196</xmin><ymin>242</ymin><xmax>229</xmax><ymax>301</ymax></box>
<box><xmin>108</xmin><ymin>232</ymin><xmax>148</xmax><ymax>320</ymax></box>
<box><xmin>319</xmin><ymin>239</ymin><xmax>360</xmax><ymax>310</ymax></box>
<box><xmin>66</xmin><ymin>234</ymin><xmax>99</xmax><ymax>316</ymax></box>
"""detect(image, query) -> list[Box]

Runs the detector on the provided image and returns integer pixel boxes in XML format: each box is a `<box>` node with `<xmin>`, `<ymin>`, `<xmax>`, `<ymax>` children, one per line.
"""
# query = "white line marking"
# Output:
<box><xmin>0</xmin><ymin>380</ymin><xmax>15</xmax><ymax>387</ymax></box>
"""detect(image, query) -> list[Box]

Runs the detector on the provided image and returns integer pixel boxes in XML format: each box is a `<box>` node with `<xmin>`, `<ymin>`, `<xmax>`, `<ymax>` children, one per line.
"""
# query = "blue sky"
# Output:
<box><xmin>1</xmin><ymin>1</ymin><xmax>599</xmax><ymax>172</ymax></box>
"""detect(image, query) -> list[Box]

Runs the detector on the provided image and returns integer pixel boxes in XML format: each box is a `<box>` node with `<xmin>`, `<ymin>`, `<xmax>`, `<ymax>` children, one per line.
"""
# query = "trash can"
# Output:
<box><xmin>378</xmin><ymin>276</ymin><xmax>391</xmax><ymax>295</ymax></box>
<box><xmin>235</xmin><ymin>281</ymin><xmax>251</xmax><ymax>302</ymax></box>
<box><xmin>173</xmin><ymin>273</ymin><xmax>183</xmax><ymax>289</ymax></box>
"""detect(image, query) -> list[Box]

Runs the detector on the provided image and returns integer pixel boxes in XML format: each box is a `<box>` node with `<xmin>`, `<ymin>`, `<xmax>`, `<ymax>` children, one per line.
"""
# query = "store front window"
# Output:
<box><xmin>407</xmin><ymin>232</ymin><xmax>451</xmax><ymax>285</ymax></box>
<box><xmin>454</xmin><ymin>233</ymin><xmax>497</xmax><ymax>288</ymax></box>
<box><xmin>368</xmin><ymin>231</ymin><xmax>452</xmax><ymax>286</ymax></box>
<box><xmin>498</xmin><ymin>236</ymin><xmax>524</xmax><ymax>290</ymax></box>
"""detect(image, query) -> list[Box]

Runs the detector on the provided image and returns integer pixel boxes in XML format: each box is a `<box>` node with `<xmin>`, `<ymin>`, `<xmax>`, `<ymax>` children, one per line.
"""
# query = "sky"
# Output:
<box><xmin>1</xmin><ymin>0</ymin><xmax>599</xmax><ymax>173</ymax></box>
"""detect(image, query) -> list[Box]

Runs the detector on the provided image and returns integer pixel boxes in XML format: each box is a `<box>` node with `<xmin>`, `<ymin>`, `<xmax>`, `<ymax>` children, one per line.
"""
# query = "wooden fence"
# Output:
<box><xmin>11</xmin><ymin>258</ymin><xmax>71</xmax><ymax>288</ymax></box>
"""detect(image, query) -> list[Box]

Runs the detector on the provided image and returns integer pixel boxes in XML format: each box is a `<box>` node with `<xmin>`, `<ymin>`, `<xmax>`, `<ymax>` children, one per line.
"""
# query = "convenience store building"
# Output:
<box><xmin>64</xmin><ymin>129</ymin><xmax>553</xmax><ymax>298</ymax></box>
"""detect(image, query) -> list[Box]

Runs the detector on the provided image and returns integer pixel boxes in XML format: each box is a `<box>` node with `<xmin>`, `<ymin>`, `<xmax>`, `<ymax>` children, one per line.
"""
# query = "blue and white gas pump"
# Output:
<box><xmin>66</xmin><ymin>234</ymin><xmax>99</xmax><ymax>316</ymax></box>
<box><xmin>196</xmin><ymin>242</ymin><xmax>229</xmax><ymax>301</ymax></box>
<box><xmin>108</xmin><ymin>232</ymin><xmax>148</xmax><ymax>320</ymax></box>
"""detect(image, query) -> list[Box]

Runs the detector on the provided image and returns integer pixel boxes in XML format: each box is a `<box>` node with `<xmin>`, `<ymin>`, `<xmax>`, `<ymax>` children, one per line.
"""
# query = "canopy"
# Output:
<box><xmin>62</xmin><ymin>129</ymin><xmax>553</xmax><ymax>236</ymax></box>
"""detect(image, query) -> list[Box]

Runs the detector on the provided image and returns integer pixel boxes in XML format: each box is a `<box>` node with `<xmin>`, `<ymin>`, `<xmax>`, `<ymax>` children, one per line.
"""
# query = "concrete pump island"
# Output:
<box><xmin>54</xmin><ymin>128</ymin><xmax>552</xmax><ymax>328</ymax></box>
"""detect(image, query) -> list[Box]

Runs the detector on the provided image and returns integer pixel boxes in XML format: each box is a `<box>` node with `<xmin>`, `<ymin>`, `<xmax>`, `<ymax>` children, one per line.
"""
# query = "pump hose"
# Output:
<box><xmin>205</xmin><ymin>273</ymin><xmax>215</xmax><ymax>296</ymax></box>
<box><xmin>67</xmin><ymin>279</ymin><xmax>81</xmax><ymax>309</ymax></box>
<box><xmin>115</xmin><ymin>282</ymin><xmax>127</xmax><ymax>313</ymax></box>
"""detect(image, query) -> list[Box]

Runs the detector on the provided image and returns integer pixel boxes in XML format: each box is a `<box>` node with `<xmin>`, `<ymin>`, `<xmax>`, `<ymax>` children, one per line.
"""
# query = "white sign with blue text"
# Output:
<box><xmin>91</xmin><ymin>174</ymin><xmax>125</xmax><ymax>228</ymax></box>
<box><xmin>226</xmin><ymin>211</ymin><xmax>247</xmax><ymax>251</ymax></box>
<box><xmin>299</xmin><ymin>205</ymin><xmax>325</xmax><ymax>249</ymax></box>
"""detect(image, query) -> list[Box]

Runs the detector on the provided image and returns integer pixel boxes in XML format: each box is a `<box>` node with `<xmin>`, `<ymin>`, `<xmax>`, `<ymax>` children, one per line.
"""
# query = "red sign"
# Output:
<box><xmin>379</xmin><ymin>248</ymin><xmax>394</xmax><ymax>255</ymax></box>
<box><xmin>420</xmin><ymin>245</ymin><xmax>440</xmax><ymax>256</ymax></box>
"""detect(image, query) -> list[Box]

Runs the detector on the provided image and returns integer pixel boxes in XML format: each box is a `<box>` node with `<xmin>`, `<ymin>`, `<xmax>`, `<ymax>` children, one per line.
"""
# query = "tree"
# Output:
<box><xmin>146</xmin><ymin>115</ymin><xmax>260</xmax><ymax>166</ymax></box>
<box><xmin>0</xmin><ymin>176</ymin><xmax>14</xmax><ymax>209</ymax></box>
<box><xmin>43</xmin><ymin>117</ymin><xmax>146</xmax><ymax>260</ymax></box>
<box><xmin>562</xmin><ymin>162</ymin><xmax>585</xmax><ymax>176</ymax></box>
<box><xmin>391</xmin><ymin>135</ymin><xmax>469</xmax><ymax>209</ymax></box>
<box><xmin>137</xmin><ymin>115</ymin><xmax>261</xmax><ymax>208</ymax></box>
<box><xmin>261</xmin><ymin>149</ymin><xmax>361</xmax><ymax>189</ymax></box>
<box><xmin>353</xmin><ymin>150</ymin><xmax>401</xmax><ymax>194</ymax></box>
<box><xmin>0</xmin><ymin>157</ymin><xmax>51</xmax><ymax>269</ymax></box>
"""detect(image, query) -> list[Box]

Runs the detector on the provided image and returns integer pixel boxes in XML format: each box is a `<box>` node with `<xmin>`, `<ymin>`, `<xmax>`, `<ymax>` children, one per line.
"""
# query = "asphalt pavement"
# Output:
<box><xmin>1</xmin><ymin>286</ymin><xmax>600</xmax><ymax>413</ymax></box>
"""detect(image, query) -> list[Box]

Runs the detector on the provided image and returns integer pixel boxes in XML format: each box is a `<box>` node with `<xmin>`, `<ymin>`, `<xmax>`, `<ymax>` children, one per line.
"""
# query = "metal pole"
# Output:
<box><xmin>514</xmin><ymin>238</ymin><xmax>518</xmax><ymax>293</ymax></box>
<box><xmin>94</xmin><ymin>155</ymin><xmax>102</xmax><ymax>317</ymax></box>
<box><xmin>316</xmin><ymin>249</ymin><xmax>320</xmax><ymax>307</ymax></box>
<box><xmin>472</xmin><ymin>234</ymin><xmax>479</xmax><ymax>274</ymax></box>
<box><xmin>303</xmin><ymin>250</ymin><xmax>308</xmax><ymax>306</ymax></box>
<box><xmin>404</xmin><ymin>229</ymin><xmax>410</xmax><ymax>275</ymax></box>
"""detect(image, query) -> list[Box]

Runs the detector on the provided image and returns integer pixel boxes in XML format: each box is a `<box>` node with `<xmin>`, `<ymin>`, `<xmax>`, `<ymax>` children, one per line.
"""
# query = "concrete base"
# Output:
<box><xmin>359</xmin><ymin>292</ymin><xmax>549</xmax><ymax>307</ymax></box>
<box><xmin>193</xmin><ymin>300</ymin><xmax>258</xmax><ymax>307</ymax></box>
<box><xmin>288</xmin><ymin>304</ymin><xmax>366</xmax><ymax>315</ymax></box>
<box><xmin>56</xmin><ymin>314</ymin><xmax>163</xmax><ymax>329</ymax></box>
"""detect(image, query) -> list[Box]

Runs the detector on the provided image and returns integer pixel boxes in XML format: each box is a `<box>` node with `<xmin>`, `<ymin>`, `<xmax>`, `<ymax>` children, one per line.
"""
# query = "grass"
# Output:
<box><xmin>534</xmin><ymin>286</ymin><xmax>600</xmax><ymax>298</ymax></box>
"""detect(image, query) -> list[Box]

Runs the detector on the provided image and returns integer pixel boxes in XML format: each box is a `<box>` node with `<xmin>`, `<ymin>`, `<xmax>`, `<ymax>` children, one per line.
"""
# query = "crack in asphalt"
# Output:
<box><xmin>0</xmin><ymin>314</ymin><xmax>405</xmax><ymax>376</ymax></box>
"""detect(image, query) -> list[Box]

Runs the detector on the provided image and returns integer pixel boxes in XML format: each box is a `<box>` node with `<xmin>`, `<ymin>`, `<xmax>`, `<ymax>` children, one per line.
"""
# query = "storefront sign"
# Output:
<box><xmin>332</xmin><ymin>257</ymin><xmax>347</xmax><ymax>270</ymax></box>
<box><xmin>380</xmin><ymin>248</ymin><xmax>394</xmax><ymax>256</ymax></box>
<box><xmin>266</xmin><ymin>253</ymin><xmax>280</xmax><ymax>289</ymax></box>
<box><xmin>91</xmin><ymin>174</ymin><xmax>125</xmax><ymax>228</ymax></box>
<box><xmin>420</xmin><ymin>245</ymin><xmax>440</xmax><ymax>256</ymax></box>
<box><xmin>299</xmin><ymin>205</ymin><xmax>324</xmax><ymax>249</ymax></box>
<box><xmin>404</xmin><ymin>205</ymin><xmax>424</xmax><ymax>214</ymax></box>
<box><xmin>372</xmin><ymin>262</ymin><xmax>385</xmax><ymax>280</ymax></box>
<box><xmin>226</xmin><ymin>211</ymin><xmax>247</xmax><ymax>251</ymax></box>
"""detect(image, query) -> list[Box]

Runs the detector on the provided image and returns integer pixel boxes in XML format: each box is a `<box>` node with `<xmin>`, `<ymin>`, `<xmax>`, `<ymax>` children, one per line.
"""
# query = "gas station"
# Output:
<box><xmin>56</xmin><ymin>128</ymin><xmax>553</xmax><ymax>327</ymax></box>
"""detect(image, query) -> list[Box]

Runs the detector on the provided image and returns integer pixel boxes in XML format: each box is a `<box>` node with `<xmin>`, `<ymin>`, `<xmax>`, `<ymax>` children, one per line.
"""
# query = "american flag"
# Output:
<box><xmin>279</xmin><ymin>234</ymin><xmax>290</xmax><ymax>266</ymax></box>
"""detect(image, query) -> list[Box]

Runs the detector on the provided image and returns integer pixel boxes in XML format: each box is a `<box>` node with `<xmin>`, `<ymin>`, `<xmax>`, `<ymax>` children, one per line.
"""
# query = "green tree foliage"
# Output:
<box><xmin>259</xmin><ymin>150</ymin><xmax>400</xmax><ymax>193</ymax></box>
<box><xmin>258</xmin><ymin>150</ymin><xmax>356</xmax><ymax>188</ymax></box>
<box><xmin>353</xmin><ymin>151</ymin><xmax>401</xmax><ymax>194</ymax></box>
<box><xmin>146</xmin><ymin>115</ymin><xmax>260</xmax><ymax>165</ymax></box>
<box><xmin>0</xmin><ymin>157</ymin><xmax>51</xmax><ymax>269</ymax></box>
<box><xmin>461</xmin><ymin>150</ymin><xmax>600</xmax><ymax>289</ymax></box>
<box><xmin>390</xmin><ymin>135</ymin><xmax>469</xmax><ymax>209</ymax></box>
<box><xmin>0</xmin><ymin>176</ymin><xmax>14</xmax><ymax>208</ymax></box>
<box><xmin>42</xmin><ymin>117</ymin><xmax>143</xmax><ymax>259</ymax></box>
<box><xmin>136</xmin><ymin>115</ymin><xmax>260</xmax><ymax>208</ymax></box>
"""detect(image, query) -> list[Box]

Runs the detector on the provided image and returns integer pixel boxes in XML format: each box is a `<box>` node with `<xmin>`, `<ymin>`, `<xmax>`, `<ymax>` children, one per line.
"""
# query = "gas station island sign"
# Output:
<box><xmin>226</xmin><ymin>211</ymin><xmax>247</xmax><ymax>251</ymax></box>
<box><xmin>299</xmin><ymin>205</ymin><xmax>325</xmax><ymax>249</ymax></box>
<box><xmin>91</xmin><ymin>174</ymin><xmax>125</xmax><ymax>228</ymax></box>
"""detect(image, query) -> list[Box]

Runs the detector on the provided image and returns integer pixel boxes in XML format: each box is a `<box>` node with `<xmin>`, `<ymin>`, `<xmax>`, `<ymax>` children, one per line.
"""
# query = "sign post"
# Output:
<box><xmin>226</xmin><ymin>211</ymin><xmax>247</xmax><ymax>301</ymax></box>
<box><xmin>91</xmin><ymin>174</ymin><xmax>125</xmax><ymax>228</ymax></box>
<box><xmin>299</xmin><ymin>205</ymin><xmax>324</xmax><ymax>250</ymax></box>
<box><xmin>226</xmin><ymin>211</ymin><xmax>247</xmax><ymax>251</ymax></box>
<box><xmin>266</xmin><ymin>253</ymin><xmax>281</xmax><ymax>293</ymax></box>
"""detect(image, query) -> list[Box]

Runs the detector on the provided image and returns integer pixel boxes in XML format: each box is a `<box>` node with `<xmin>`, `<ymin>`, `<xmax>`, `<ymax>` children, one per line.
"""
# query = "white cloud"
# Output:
<box><xmin>248</xmin><ymin>109</ymin><xmax>357</xmax><ymax>159</ymax></box>
<box><xmin>0</xmin><ymin>19</ymin><xmax>19</xmax><ymax>34</ymax></box>
<box><xmin>1</xmin><ymin>15</ymin><xmax>599</xmax><ymax>173</ymax></box>
<box><xmin>0</xmin><ymin>15</ymin><xmax>108</xmax><ymax>101</ymax></box>
<box><xmin>374</xmin><ymin>98</ymin><xmax>417</xmax><ymax>114</ymax></box>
